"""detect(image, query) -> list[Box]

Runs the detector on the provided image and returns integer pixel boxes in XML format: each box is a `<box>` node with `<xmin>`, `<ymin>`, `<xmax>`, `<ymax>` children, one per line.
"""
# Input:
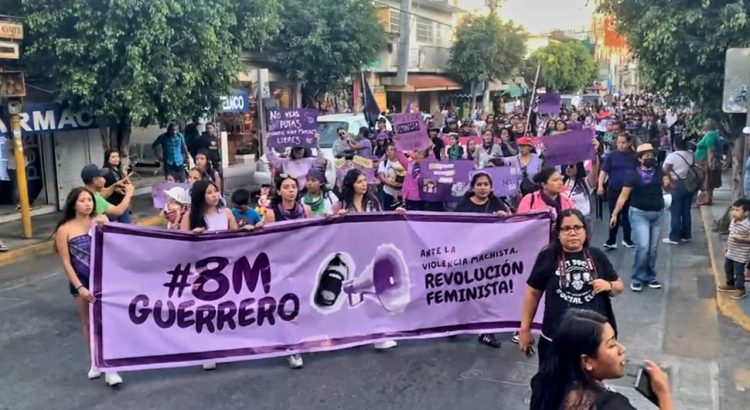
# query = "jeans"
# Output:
<box><xmin>630</xmin><ymin>207</ymin><xmax>664</xmax><ymax>285</ymax></box>
<box><xmin>668</xmin><ymin>183</ymin><xmax>695</xmax><ymax>242</ymax></box>
<box><xmin>607</xmin><ymin>187</ymin><xmax>632</xmax><ymax>244</ymax></box>
<box><xmin>380</xmin><ymin>191</ymin><xmax>396</xmax><ymax>211</ymax></box>
<box><xmin>163</xmin><ymin>163</ymin><xmax>186</xmax><ymax>182</ymax></box>
<box><xmin>7</xmin><ymin>169</ymin><xmax>18</xmax><ymax>204</ymax></box>
<box><xmin>117</xmin><ymin>210</ymin><xmax>132</xmax><ymax>224</ymax></box>
<box><xmin>405</xmin><ymin>200</ymin><xmax>423</xmax><ymax>211</ymax></box>
<box><xmin>725</xmin><ymin>258</ymin><xmax>746</xmax><ymax>293</ymax></box>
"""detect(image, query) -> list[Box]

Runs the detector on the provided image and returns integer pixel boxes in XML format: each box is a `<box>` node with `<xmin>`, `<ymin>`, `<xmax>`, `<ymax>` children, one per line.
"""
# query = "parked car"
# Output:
<box><xmin>253</xmin><ymin>113</ymin><xmax>384</xmax><ymax>187</ymax></box>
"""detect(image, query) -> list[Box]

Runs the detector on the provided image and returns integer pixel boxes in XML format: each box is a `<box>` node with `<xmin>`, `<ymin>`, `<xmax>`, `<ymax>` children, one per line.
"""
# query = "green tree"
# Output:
<box><xmin>598</xmin><ymin>0</ymin><xmax>750</xmax><ymax>203</ymax></box>
<box><xmin>19</xmin><ymin>0</ymin><xmax>280</xmax><ymax>165</ymax></box>
<box><xmin>449</xmin><ymin>13</ymin><xmax>527</xmax><ymax>109</ymax></box>
<box><xmin>530</xmin><ymin>42</ymin><xmax>597</xmax><ymax>94</ymax></box>
<box><xmin>271</xmin><ymin>0</ymin><xmax>386</xmax><ymax>106</ymax></box>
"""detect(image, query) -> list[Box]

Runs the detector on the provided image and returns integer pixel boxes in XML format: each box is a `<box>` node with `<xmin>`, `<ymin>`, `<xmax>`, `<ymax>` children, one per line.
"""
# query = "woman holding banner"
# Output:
<box><xmin>455</xmin><ymin>171</ymin><xmax>511</xmax><ymax>348</ymax></box>
<box><xmin>518</xmin><ymin>209</ymin><xmax>624</xmax><ymax>369</ymax></box>
<box><xmin>54</xmin><ymin>187</ymin><xmax>123</xmax><ymax>387</ymax></box>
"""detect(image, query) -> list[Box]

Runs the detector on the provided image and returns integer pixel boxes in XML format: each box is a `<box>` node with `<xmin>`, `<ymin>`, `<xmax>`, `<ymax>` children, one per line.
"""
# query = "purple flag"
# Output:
<box><xmin>392</xmin><ymin>112</ymin><xmax>428</xmax><ymax>152</ymax></box>
<box><xmin>538</xmin><ymin>93</ymin><xmax>561</xmax><ymax>116</ymax></box>
<box><xmin>420</xmin><ymin>159</ymin><xmax>475</xmax><ymax>202</ymax></box>
<box><xmin>267</xmin><ymin>108</ymin><xmax>318</xmax><ymax>149</ymax></box>
<box><xmin>542</xmin><ymin>128</ymin><xmax>596</xmax><ymax>167</ymax></box>
<box><xmin>151</xmin><ymin>182</ymin><xmax>190</xmax><ymax>209</ymax></box>
<box><xmin>90</xmin><ymin>214</ymin><xmax>549</xmax><ymax>371</ymax></box>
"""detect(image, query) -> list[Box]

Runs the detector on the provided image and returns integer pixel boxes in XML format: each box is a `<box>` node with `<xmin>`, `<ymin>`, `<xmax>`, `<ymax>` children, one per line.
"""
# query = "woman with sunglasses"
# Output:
<box><xmin>562</xmin><ymin>161</ymin><xmax>598</xmax><ymax>229</ymax></box>
<box><xmin>519</xmin><ymin>209</ymin><xmax>624</xmax><ymax>370</ymax></box>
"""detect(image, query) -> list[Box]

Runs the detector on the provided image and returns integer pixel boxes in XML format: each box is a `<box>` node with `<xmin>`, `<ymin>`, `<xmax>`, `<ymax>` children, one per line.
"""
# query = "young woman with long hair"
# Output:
<box><xmin>102</xmin><ymin>149</ymin><xmax>131</xmax><ymax>223</ymax></box>
<box><xmin>195</xmin><ymin>150</ymin><xmax>222</xmax><ymax>193</ymax></box>
<box><xmin>518</xmin><ymin>167</ymin><xmax>575</xmax><ymax>218</ymax></box>
<box><xmin>530</xmin><ymin>309</ymin><xmax>672</xmax><ymax>410</ymax></box>
<box><xmin>519</xmin><ymin>209</ymin><xmax>624</xmax><ymax>371</ymax></box>
<box><xmin>337</xmin><ymin>168</ymin><xmax>382</xmax><ymax>213</ymax></box>
<box><xmin>54</xmin><ymin>187</ymin><xmax>122</xmax><ymax>387</ymax></box>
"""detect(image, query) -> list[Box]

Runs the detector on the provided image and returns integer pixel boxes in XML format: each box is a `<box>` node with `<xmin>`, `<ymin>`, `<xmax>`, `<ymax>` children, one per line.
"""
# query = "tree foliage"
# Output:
<box><xmin>449</xmin><ymin>14</ymin><xmax>527</xmax><ymax>85</ymax></box>
<box><xmin>271</xmin><ymin>0</ymin><xmax>386</xmax><ymax>102</ymax></box>
<box><xmin>529</xmin><ymin>42</ymin><xmax>597</xmax><ymax>93</ymax></box>
<box><xmin>598</xmin><ymin>0</ymin><xmax>750</xmax><ymax>121</ymax></box>
<box><xmin>20</xmin><ymin>0</ymin><xmax>280</xmax><ymax>128</ymax></box>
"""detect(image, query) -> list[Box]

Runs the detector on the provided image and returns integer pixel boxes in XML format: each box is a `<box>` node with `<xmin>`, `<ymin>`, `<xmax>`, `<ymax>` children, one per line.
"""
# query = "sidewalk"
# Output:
<box><xmin>699</xmin><ymin>171</ymin><xmax>750</xmax><ymax>332</ymax></box>
<box><xmin>0</xmin><ymin>163</ymin><xmax>258</xmax><ymax>268</ymax></box>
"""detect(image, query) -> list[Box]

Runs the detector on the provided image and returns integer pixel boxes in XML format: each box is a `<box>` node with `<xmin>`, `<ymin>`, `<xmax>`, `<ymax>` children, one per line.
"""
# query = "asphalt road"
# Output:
<box><xmin>1</xmin><ymin>212</ymin><xmax>749</xmax><ymax>410</ymax></box>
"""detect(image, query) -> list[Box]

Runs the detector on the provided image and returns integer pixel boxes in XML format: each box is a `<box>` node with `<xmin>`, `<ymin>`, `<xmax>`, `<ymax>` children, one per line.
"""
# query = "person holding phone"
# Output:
<box><xmin>530</xmin><ymin>309</ymin><xmax>673</xmax><ymax>410</ymax></box>
<box><xmin>518</xmin><ymin>209</ymin><xmax>623</xmax><ymax>369</ymax></box>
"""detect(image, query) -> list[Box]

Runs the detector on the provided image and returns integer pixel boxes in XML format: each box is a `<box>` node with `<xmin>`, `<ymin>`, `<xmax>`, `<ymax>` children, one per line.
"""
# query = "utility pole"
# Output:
<box><xmin>0</xmin><ymin>18</ymin><xmax>30</xmax><ymax>238</ymax></box>
<box><xmin>395</xmin><ymin>0</ymin><xmax>412</xmax><ymax>87</ymax></box>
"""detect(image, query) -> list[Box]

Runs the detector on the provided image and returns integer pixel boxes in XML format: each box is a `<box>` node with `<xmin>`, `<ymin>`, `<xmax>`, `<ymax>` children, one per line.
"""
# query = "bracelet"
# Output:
<box><xmin>75</xmin><ymin>285</ymin><xmax>85</xmax><ymax>291</ymax></box>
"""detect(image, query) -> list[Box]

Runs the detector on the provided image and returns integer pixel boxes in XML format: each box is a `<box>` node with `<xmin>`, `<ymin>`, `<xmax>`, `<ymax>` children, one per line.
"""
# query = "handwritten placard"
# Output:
<box><xmin>267</xmin><ymin>108</ymin><xmax>318</xmax><ymax>149</ymax></box>
<box><xmin>392</xmin><ymin>112</ymin><xmax>428</xmax><ymax>152</ymax></box>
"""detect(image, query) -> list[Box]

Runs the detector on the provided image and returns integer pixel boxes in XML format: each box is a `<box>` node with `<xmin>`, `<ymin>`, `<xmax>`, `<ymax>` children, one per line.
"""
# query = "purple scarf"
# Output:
<box><xmin>277</xmin><ymin>202</ymin><xmax>306</xmax><ymax>221</ymax></box>
<box><xmin>637</xmin><ymin>167</ymin><xmax>656</xmax><ymax>185</ymax></box>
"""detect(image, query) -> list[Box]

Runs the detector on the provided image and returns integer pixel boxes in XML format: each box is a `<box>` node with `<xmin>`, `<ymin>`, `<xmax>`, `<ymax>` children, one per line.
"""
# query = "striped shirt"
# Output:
<box><xmin>727</xmin><ymin>218</ymin><xmax>750</xmax><ymax>263</ymax></box>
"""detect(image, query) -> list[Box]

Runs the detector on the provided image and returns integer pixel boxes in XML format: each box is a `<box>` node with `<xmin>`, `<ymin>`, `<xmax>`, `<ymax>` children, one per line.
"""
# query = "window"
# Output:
<box><xmin>416</xmin><ymin>17</ymin><xmax>434</xmax><ymax>44</ymax></box>
<box><xmin>389</xmin><ymin>8</ymin><xmax>400</xmax><ymax>34</ymax></box>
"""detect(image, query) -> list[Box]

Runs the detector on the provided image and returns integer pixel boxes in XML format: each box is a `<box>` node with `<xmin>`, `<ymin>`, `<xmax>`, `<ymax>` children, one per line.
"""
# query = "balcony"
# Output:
<box><xmin>371</xmin><ymin>42</ymin><xmax>451</xmax><ymax>74</ymax></box>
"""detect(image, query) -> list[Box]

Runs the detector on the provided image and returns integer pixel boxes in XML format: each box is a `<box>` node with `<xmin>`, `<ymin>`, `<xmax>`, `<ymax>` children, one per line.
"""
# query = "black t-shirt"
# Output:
<box><xmin>454</xmin><ymin>197</ymin><xmax>508</xmax><ymax>214</ymax></box>
<box><xmin>103</xmin><ymin>167</ymin><xmax>125</xmax><ymax>206</ymax></box>
<box><xmin>527</xmin><ymin>247</ymin><xmax>619</xmax><ymax>338</ymax></box>
<box><xmin>196</xmin><ymin>132</ymin><xmax>222</xmax><ymax>166</ymax></box>
<box><xmin>430</xmin><ymin>136</ymin><xmax>444</xmax><ymax>160</ymax></box>
<box><xmin>595</xmin><ymin>390</ymin><xmax>638</xmax><ymax>410</ymax></box>
<box><xmin>624</xmin><ymin>168</ymin><xmax>664</xmax><ymax>212</ymax></box>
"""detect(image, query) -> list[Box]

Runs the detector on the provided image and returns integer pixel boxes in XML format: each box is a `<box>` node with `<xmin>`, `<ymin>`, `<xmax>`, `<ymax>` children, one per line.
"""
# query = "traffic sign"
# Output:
<box><xmin>0</xmin><ymin>20</ymin><xmax>22</xmax><ymax>40</ymax></box>
<box><xmin>0</xmin><ymin>40</ymin><xmax>19</xmax><ymax>59</ymax></box>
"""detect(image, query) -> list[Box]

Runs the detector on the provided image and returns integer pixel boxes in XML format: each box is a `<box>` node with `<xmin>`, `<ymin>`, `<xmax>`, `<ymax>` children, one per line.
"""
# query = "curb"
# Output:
<box><xmin>700</xmin><ymin>205</ymin><xmax>750</xmax><ymax>332</ymax></box>
<box><xmin>0</xmin><ymin>214</ymin><xmax>164</xmax><ymax>268</ymax></box>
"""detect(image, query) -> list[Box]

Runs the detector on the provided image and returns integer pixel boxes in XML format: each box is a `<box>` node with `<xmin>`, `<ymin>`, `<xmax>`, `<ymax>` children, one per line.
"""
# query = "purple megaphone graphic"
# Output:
<box><xmin>343</xmin><ymin>244</ymin><xmax>411</xmax><ymax>313</ymax></box>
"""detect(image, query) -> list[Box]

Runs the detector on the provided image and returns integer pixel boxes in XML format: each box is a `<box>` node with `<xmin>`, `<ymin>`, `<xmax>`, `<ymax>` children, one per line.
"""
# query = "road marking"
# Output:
<box><xmin>0</xmin><ymin>271</ymin><xmax>59</xmax><ymax>293</ymax></box>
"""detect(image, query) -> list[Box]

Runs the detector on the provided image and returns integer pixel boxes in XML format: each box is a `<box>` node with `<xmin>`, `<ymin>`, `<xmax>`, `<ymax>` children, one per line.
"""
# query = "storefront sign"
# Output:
<box><xmin>220</xmin><ymin>89</ymin><xmax>250</xmax><ymax>113</ymax></box>
<box><xmin>0</xmin><ymin>41</ymin><xmax>19</xmax><ymax>59</ymax></box>
<box><xmin>0</xmin><ymin>103</ymin><xmax>97</xmax><ymax>137</ymax></box>
<box><xmin>0</xmin><ymin>20</ymin><xmax>23</xmax><ymax>40</ymax></box>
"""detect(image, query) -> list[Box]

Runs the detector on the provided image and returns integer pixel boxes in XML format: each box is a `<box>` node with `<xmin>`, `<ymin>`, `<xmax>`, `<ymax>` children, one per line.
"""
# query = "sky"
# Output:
<box><xmin>456</xmin><ymin>0</ymin><xmax>596</xmax><ymax>34</ymax></box>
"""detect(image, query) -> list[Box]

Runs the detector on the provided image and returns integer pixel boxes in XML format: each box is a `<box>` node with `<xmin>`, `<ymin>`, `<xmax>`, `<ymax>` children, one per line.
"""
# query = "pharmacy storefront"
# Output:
<box><xmin>0</xmin><ymin>102</ymin><xmax>100</xmax><ymax>210</ymax></box>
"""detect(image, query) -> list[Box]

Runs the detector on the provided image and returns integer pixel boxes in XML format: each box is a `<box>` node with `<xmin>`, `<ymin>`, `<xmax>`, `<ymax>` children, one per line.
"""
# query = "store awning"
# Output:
<box><xmin>385</xmin><ymin>75</ymin><xmax>463</xmax><ymax>93</ymax></box>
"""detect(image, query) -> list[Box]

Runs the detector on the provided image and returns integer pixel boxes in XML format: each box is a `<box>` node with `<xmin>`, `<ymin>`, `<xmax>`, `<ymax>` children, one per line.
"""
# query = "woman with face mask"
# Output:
<box><xmin>610</xmin><ymin>144</ymin><xmax>670</xmax><ymax>293</ymax></box>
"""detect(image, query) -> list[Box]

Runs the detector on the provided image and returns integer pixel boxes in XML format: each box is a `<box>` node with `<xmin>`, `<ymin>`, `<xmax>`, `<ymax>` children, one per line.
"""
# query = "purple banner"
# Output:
<box><xmin>542</xmin><ymin>128</ymin><xmax>596</xmax><ymax>167</ymax></box>
<box><xmin>151</xmin><ymin>182</ymin><xmax>190</xmax><ymax>209</ymax></box>
<box><xmin>420</xmin><ymin>159</ymin><xmax>475</xmax><ymax>202</ymax></box>
<box><xmin>538</xmin><ymin>93</ymin><xmax>561</xmax><ymax>116</ymax></box>
<box><xmin>470</xmin><ymin>167</ymin><xmax>521</xmax><ymax>198</ymax></box>
<box><xmin>90</xmin><ymin>213</ymin><xmax>548</xmax><ymax>371</ymax></box>
<box><xmin>267</xmin><ymin>108</ymin><xmax>318</xmax><ymax>149</ymax></box>
<box><xmin>392</xmin><ymin>112</ymin><xmax>428</xmax><ymax>152</ymax></box>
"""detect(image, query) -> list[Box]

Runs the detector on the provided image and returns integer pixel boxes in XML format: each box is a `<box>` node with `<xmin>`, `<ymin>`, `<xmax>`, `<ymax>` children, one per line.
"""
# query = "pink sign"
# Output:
<box><xmin>392</xmin><ymin>112</ymin><xmax>428</xmax><ymax>152</ymax></box>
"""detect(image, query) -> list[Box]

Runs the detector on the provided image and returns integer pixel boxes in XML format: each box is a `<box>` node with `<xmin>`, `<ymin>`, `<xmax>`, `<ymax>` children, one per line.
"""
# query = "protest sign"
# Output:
<box><xmin>335</xmin><ymin>155</ymin><xmax>378</xmax><ymax>186</ymax></box>
<box><xmin>420</xmin><ymin>159</ymin><xmax>474</xmax><ymax>202</ymax></box>
<box><xmin>91</xmin><ymin>213</ymin><xmax>548</xmax><ymax>371</ymax></box>
<box><xmin>267</xmin><ymin>108</ymin><xmax>318</xmax><ymax>149</ymax></box>
<box><xmin>392</xmin><ymin>112</ymin><xmax>428</xmax><ymax>152</ymax></box>
<box><xmin>538</xmin><ymin>93</ymin><xmax>561</xmax><ymax>116</ymax></box>
<box><xmin>542</xmin><ymin>129</ymin><xmax>596</xmax><ymax>167</ymax></box>
<box><xmin>470</xmin><ymin>167</ymin><xmax>520</xmax><ymax>198</ymax></box>
<box><xmin>151</xmin><ymin>182</ymin><xmax>190</xmax><ymax>209</ymax></box>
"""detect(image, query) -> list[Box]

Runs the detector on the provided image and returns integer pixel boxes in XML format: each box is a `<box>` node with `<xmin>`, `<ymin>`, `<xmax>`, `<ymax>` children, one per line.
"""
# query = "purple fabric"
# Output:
<box><xmin>393</xmin><ymin>112</ymin><xmax>429</xmax><ymax>151</ymax></box>
<box><xmin>469</xmin><ymin>167</ymin><xmax>521</xmax><ymax>198</ymax></box>
<box><xmin>268</xmin><ymin>108</ymin><xmax>318</xmax><ymax>149</ymax></box>
<box><xmin>538</xmin><ymin>93</ymin><xmax>561</xmax><ymax>115</ymax></box>
<box><xmin>90</xmin><ymin>214</ymin><xmax>549</xmax><ymax>371</ymax></box>
<box><xmin>542</xmin><ymin>129</ymin><xmax>596</xmax><ymax>167</ymax></box>
<box><xmin>601</xmin><ymin>150</ymin><xmax>637</xmax><ymax>190</ymax></box>
<box><xmin>420</xmin><ymin>159</ymin><xmax>475</xmax><ymax>202</ymax></box>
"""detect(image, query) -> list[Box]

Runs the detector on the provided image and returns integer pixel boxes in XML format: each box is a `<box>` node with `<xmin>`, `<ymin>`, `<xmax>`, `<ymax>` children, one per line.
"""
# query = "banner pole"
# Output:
<box><xmin>525</xmin><ymin>63</ymin><xmax>542</xmax><ymax>135</ymax></box>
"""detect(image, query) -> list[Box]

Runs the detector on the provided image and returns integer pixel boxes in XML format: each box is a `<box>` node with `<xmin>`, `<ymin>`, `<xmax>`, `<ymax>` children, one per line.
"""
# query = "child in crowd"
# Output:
<box><xmin>162</xmin><ymin>186</ymin><xmax>190</xmax><ymax>230</ymax></box>
<box><xmin>719</xmin><ymin>199</ymin><xmax>750</xmax><ymax>300</ymax></box>
<box><xmin>231</xmin><ymin>189</ymin><xmax>263</xmax><ymax>229</ymax></box>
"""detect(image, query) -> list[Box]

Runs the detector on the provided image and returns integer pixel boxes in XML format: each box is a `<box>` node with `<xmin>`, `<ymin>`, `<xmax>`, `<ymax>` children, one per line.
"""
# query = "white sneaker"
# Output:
<box><xmin>87</xmin><ymin>367</ymin><xmax>102</xmax><ymax>380</ymax></box>
<box><xmin>288</xmin><ymin>354</ymin><xmax>304</xmax><ymax>369</ymax></box>
<box><xmin>662</xmin><ymin>238</ymin><xmax>680</xmax><ymax>245</ymax></box>
<box><xmin>104</xmin><ymin>372</ymin><xmax>123</xmax><ymax>387</ymax></box>
<box><xmin>374</xmin><ymin>340</ymin><xmax>398</xmax><ymax>350</ymax></box>
<box><xmin>202</xmin><ymin>362</ymin><xmax>217</xmax><ymax>371</ymax></box>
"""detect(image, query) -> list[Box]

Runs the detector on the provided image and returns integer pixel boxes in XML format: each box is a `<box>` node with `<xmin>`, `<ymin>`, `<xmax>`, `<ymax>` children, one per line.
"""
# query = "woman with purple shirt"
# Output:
<box><xmin>267</xmin><ymin>134</ymin><xmax>326</xmax><ymax>190</ymax></box>
<box><xmin>598</xmin><ymin>133</ymin><xmax>637</xmax><ymax>250</ymax></box>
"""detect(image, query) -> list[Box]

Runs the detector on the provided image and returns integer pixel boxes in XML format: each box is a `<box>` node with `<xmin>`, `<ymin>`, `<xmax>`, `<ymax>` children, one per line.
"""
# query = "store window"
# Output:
<box><xmin>416</xmin><ymin>18</ymin><xmax>434</xmax><ymax>44</ymax></box>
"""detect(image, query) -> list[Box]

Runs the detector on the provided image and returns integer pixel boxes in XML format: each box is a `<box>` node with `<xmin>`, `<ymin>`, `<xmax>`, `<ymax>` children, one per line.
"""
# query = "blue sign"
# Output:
<box><xmin>0</xmin><ymin>102</ymin><xmax>97</xmax><ymax>137</ymax></box>
<box><xmin>219</xmin><ymin>89</ymin><xmax>250</xmax><ymax>113</ymax></box>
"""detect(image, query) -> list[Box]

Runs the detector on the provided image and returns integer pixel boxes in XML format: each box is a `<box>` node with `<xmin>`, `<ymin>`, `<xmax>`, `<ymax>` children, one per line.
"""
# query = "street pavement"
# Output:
<box><xmin>1</xmin><ymin>208</ymin><xmax>749</xmax><ymax>410</ymax></box>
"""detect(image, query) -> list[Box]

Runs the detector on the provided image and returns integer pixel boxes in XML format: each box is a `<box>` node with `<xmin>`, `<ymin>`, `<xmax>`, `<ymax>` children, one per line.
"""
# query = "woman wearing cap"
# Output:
<box><xmin>516</xmin><ymin>137</ymin><xmax>543</xmax><ymax>196</ymax></box>
<box><xmin>267</xmin><ymin>134</ymin><xmax>326</xmax><ymax>190</ymax></box>
<box><xmin>162</xmin><ymin>186</ymin><xmax>190</xmax><ymax>229</ymax></box>
<box><xmin>518</xmin><ymin>167</ymin><xmax>574</xmax><ymax>218</ymax></box>
<box><xmin>454</xmin><ymin>171</ymin><xmax>511</xmax><ymax>348</ymax></box>
<box><xmin>610</xmin><ymin>143</ymin><xmax>670</xmax><ymax>292</ymax></box>
<box><xmin>302</xmin><ymin>167</ymin><xmax>339</xmax><ymax>217</ymax></box>
<box><xmin>373</xmin><ymin>132</ymin><xmax>389</xmax><ymax>158</ymax></box>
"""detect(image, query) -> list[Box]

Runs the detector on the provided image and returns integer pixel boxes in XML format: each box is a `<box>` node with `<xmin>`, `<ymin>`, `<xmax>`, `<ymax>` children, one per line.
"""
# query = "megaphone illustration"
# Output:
<box><xmin>343</xmin><ymin>244</ymin><xmax>411</xmax><ymax>313</ymax></box>
<box><xmin>310</xmin><ymin>252</ymin><xmax>354</xmax><ymax>315</ymax></box>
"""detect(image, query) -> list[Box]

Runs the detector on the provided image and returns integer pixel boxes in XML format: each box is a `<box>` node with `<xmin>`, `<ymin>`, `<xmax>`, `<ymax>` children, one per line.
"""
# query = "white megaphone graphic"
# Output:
<box><xmin>342</xmin><ymin>244</ymin><xmax>411</xmax><ymax>313</ymax></box>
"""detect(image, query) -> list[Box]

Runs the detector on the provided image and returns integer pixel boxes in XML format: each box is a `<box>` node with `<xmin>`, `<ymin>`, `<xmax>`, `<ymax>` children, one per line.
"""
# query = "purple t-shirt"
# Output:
<box><xmin>602</xmin><ymin>150</ymin><xmax>637</xmax><ymax>190</ymax></box>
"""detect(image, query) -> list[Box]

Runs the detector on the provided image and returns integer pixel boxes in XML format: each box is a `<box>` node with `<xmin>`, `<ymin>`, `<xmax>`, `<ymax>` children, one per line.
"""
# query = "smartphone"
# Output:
<box><xmin>634</xmin><ymin>367</ymin><xmax>659</xmax><ymax>406</ymax></box>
